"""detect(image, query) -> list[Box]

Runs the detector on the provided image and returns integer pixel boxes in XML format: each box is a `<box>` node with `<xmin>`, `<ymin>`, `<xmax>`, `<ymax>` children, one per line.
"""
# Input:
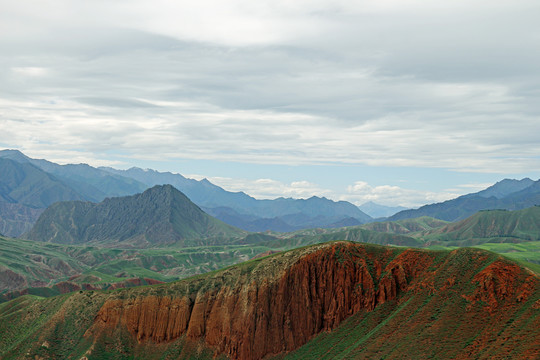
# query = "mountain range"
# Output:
<box><xmin>389</xmin><ymin>178</ymin><xmax>540</xmax><ymax>222</ymax></box>
<box><xmin>0</xmin><ymin>150</ymin><xmax>373</xmax><ymax>236</ymax></box>
<box><xmin>3</xmin><ymin>149</ymin><xmax>540</xmax><ymax>238</ymax></box>
<box><xmin>100</xmin><ymin>166</ymin><xmax>373</xmax><ymax>230</ymax></box>
<box><xmin>358</xmin><ymin>201</ymin><xmax>408</xmax><ymax>218</ymax></box>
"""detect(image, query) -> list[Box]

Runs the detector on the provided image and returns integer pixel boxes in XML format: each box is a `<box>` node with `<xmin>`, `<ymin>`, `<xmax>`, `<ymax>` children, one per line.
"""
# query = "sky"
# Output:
<box><xmin>1</xmin><ymin>0</ymin><xmax>540</xmax><ymax>208</ymax></box>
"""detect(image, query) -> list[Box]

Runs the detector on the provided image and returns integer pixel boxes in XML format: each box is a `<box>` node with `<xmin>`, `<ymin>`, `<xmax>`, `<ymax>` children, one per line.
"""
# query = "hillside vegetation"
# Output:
<box><xmin>0</xmin><ymin>242</ymin><xmax>538</xmax><ymax>360</ymax></box>
<box><xmin>419</xmin><ymin>206</ymin><xmax>540</xmax><ymax>245</ymax></box>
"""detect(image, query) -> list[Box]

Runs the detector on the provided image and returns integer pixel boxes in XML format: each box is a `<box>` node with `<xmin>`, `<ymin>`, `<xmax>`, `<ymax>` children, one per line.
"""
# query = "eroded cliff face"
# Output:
<box><xmin>89</xmin><ymin>243</ymin><xmax>436</xmax><ymax>359</ymax></box>
<box><xmin>2</xmin><ymin>242</ymin><xmax>538</xmax><ymax>360</ymax></box>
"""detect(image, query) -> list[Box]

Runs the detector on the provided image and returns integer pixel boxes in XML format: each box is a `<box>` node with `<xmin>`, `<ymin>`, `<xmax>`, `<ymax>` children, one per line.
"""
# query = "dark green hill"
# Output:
<box><xmin>421</xmin><ymin>206</ymin><xmax>540</xmax><ymax>245</ymax></box>
<box><xmin>24</xmin><ymin>185</ymin><xmax>246</xmax><ymax>247</ymax></box>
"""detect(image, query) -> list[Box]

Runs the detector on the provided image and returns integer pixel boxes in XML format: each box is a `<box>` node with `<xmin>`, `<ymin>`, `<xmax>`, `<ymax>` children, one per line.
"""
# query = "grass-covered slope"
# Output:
<box><xmin>420</xmin><ymin>206</ymin><xmax>540</xmax><ymax>246</ymax></box>
<box><xmin>0</xmin><ymin>242</ymin><xmax>537</xmax><ymax>360</ymax></box>
<box><xmin>24</xmin><ymin>185</ymin><xmax>246</xmax><ymax>247</ymax></box>
<box><xmin>1</xmin><ymin>224</ymin><xmax>426</xmax><ymax>301</ymax></box>
<box><xmin>361</xmin><ymin>216</ymin><xmax>449</xmax><ymax>235</ymax></box>
<box><xmin>0</xmin><ymin>235</ymin><xmax>273</xmax><ymax>297</ymax></box>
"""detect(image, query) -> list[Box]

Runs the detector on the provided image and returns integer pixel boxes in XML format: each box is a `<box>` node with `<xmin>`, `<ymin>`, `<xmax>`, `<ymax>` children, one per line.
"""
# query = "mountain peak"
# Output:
<box><xmin>475</xmin><ymin>177</ymin><xmax>535</xmax><ymax>199</ymax></box>
<box><xmin>24</xmin><ymin>185</ymin><xmax>245</xmax><ymax>247</ymax></box>
<box><xmin>0</xmin><ymin>149</ymin><xmax>31</xmax><ymax>163</ymax></box>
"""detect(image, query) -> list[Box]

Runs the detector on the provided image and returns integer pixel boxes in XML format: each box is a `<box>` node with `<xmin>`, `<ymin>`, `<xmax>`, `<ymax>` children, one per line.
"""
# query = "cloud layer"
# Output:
<box><xmin>1</xmin><ymin>1</ymin><xmax>539</xmax><ymax>204</ymax></box>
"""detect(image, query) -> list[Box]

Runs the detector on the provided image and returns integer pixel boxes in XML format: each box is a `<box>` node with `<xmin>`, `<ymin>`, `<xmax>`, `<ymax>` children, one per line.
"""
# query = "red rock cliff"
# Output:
<box><xmin>90</xmin><ymin>243</ymin><xmax>436</xmax><ymax>359</ymax></box>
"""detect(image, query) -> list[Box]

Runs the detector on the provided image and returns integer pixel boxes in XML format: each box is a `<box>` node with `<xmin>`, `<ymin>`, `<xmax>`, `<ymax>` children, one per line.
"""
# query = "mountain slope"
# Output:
<box><xmin>100</xmin><ymin>166</ymin><xmax>256</xmax><ymax>210</ymax></box>
<box><xmin>0</xmin><ymin>150</ymin><xmax>147</xmax><ymax>202</ymax></box>
<box><xmin>358</xmin><ymin>201</ymin><xmax>408</xmax><ymax>218</ymax></box>
<box><xmin>362</xmin><ymin>216</ymin><xmax>449</xmax><ymax>235</ymax></box>
<box><xmin>0</xmin><ymin>242</ymin><xmax>537</xmax><ymax>360</ymax></box>
<box><xmin>24</xmin><ymin>185</ymin><xmax>246</xmax><ymax>247</ymax></box>
<box><xmin>0</xmin><ymin>158</ymin><xmax>86</xmax><ymax>237</ymax></box>
<box><xmin>0</xmin><ymin>157</ymin><xmax>84</xmax><ymax>208</ymax></box>
<box><xmin>0</xmin><ymin>201</ymin><xmax>43</xmax><ymax>238</ymax></box>
<box><xmin>389</xmin><ymin>178</ymin><xmax>540</xmax><ymax>222</ymax></box>
<box><xmin>472</xmin><ymin>178</ymin><xmax>535</xmax><ymax>199</ymax></box>
<box><xmin>420</xmin><ymin>206</ymin><xmax>540</xmax><ymax>246</ymax></box>
<box><xmin>101</xmin><ymin>166</ymin><xmax>373</xmax><ymax>230</ymax></box>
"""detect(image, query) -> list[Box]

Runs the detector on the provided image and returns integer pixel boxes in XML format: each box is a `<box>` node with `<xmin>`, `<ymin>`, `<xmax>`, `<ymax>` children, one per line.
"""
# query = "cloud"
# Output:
<box><xmin>188</xmin><ymin>175</ymin><xmax>333</xmax><ymax>200</ymax></box>
<box><xmin>343</xmin><ymin>181</ymin><xmax>460</xmax><ymax>208</ymax></box>
<box><xmin>187</xmin><ymin>175</ymin><xmax>467</xmax><ymax>208</ymax></box>
<box><xmin>1</xmin><ymin>0</ymin><xmax>540</xmax><ymax>206</ymax></box>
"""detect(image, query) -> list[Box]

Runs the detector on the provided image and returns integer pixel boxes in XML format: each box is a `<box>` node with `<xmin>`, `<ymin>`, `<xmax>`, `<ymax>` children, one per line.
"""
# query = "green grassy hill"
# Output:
<box><xmin>0</xmin><ymin>236</ymin><xmax>271</xmax><ymax>298</ymax></box>
<box><xmin>0</xmin><ymin>242</ymin><xmax>537</xmax><ymax>360</ymax></box>
<box><xmin>361</xmin><ymin>216</ymin><xmax>449</xmax><ymax>235</ymax></box>
<box><xmin>420</xmin><ymin>206</ymin><xmax>540</xmax><ymax>246</ymax></box>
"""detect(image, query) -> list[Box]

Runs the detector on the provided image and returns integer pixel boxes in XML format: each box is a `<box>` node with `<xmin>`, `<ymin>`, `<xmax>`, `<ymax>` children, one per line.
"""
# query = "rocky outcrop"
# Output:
<box><xmin>0</xmin><ymin>266</ymin><xmax>27</xmax><ymax>291</ymax></box>
<box><xmin>91</xmin><ymin>243</ymin><xmax>433</xmax><ymax>359</ymax></box>
<box><xmin>463</xmin><ymin>260</ymin><xmax>537</xmax><ymax>311</ymax></box>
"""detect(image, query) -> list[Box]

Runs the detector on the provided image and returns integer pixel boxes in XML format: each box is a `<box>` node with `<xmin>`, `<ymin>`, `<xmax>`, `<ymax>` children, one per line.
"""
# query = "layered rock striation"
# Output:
<box><xmin>91</xmin><ymin>243</ymin><xmax>438</xmax><ymax>359</ymax></box>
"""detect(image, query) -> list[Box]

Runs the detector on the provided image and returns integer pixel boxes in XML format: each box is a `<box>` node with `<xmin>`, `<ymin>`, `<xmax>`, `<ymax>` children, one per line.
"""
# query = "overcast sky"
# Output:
<box><xmin>1</xmin><ymin>0</ymin><xmax>540</xmax><ymax>207</ymax></box>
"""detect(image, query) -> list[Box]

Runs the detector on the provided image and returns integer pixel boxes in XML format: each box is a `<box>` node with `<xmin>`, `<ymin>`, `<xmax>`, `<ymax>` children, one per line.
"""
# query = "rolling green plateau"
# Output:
<box><xmin>5</xmin><ymin>206</ymin><xmax>540</xmax><ymax>302</ymax></box>
<box><xmin>0</xmin><ymin>236</ymin><xmax>271</xmax><ymax>300</ymax></box>
<box><xmin>0</xmin><ymin>242</ymin><xmax>538</xmax><ymax>360</ymax></box>
<box><xmin>0</xmin><ymin>223</ymin><xmax>424</xmax><ymax>301</ymax></box>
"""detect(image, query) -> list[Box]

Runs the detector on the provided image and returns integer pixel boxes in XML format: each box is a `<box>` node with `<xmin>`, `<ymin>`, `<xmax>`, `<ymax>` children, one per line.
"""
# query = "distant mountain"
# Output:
<box><xmin>472</xmin><ymin>178</ymin><xmax>535</xmax><ymax>199</ymax></box>
<box><xmin>0</xmin><ymin>150</ymin><xmax>373</xmax><ymax>234</ymax></box>
<box><xmin>0</xmin><ymin>157</ymin><xmax>87</xmax><ymax>236</ymax></box>
<box><xmin>99</xmin><ymin>166</ymin><xmax>256</xmax><ymax>209</ymax></box>
<box><xmin>362</xmin><ymin>216</ymin><xmax>449</xmax><ymax>235</ymax></box>
<box><xmin>420</xmin><ymin>206</ymin><xmax>540</xmax><ymax>246</ymax></box>
<box><xmin>0</xmin><ymin>157</ymin><xmax>84</xmax><ymax>208</ymax></box>
<box><xmin>389</xmin><ymin>178</ymin><xmax>540</xmax><ymax>222</ymax></box>
<box><xmin>0</xmin><ymin>150</ymin><xmax>147</xmax><ymax>202</ymax></box>
<box><xmin>0</xmin><ymin>202</ymin><xmax>43</xmax><ymax>237</ymax></box>
<box><xmin>358</xmin><ymin>201</ymin><xmax>408</xmax><ymax>218</ymax></box>
<box><xmin>101</xmin><ymin>166</ymin><xmax>373</xmax><ymax>231</ymax></box>
<box><xmin>24</xmin><ymin>185</ymin><xmax>246</xmax><ymax>247</ymax></box>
